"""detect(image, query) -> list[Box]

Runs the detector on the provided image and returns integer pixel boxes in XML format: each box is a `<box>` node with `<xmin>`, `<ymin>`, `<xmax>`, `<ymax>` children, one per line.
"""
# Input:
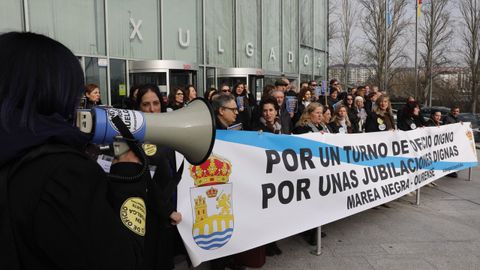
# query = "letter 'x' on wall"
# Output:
<box><xmin>130</xmin><ymin>18</ymin><xmax>143</xmax><ymax>41</ymax></box>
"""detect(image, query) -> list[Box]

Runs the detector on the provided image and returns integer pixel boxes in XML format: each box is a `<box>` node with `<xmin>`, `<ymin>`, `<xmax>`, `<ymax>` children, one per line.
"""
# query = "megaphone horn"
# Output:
<box><xmin>142</xmin><ymin>98</ymin><xmax>216</xmax><ymax>165</ymax></box>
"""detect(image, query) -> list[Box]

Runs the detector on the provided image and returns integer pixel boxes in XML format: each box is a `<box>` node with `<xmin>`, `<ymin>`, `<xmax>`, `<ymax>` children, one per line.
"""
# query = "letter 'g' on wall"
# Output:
<box><xmin>246</xmin><ymin>43</ymin><xmax>254</xmax><ymax>57</ymax></box>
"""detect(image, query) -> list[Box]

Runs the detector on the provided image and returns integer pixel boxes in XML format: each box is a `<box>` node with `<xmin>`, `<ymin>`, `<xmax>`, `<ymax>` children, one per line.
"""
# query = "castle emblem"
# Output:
<box><xmin>189</xmin><ymin>154</ymin><xmax>234</xmax><ymax>250</ymax></box>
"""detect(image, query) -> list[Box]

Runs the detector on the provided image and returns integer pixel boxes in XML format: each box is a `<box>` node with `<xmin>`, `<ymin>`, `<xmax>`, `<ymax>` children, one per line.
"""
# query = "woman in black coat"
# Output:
<box><xmin>293</xmin><ymin>102</ymin><xmax>325</xmax><ymax>134</ymax></box>
<box><xmin>136</xmin><ymin>84</ymin><xmax>183</xmax><ymax>270</ymax></box>
<box><xmin>328</xmin><ymin>105</ymin><xmax>356</xmax><ymax>134</ymax></box>
<box><xmin>0</xmin><ymin>32</ymin><xmax>157</xmax><ymax>269</ymax></box>
<box><xmin>397</xmin><ymin>101</ymin><xmax>425</xmax><ymax>131</ymax></box>
<box><xmin>365</xmin><ymin>95</ymin><xmax>396</xmax><ymax>132</ymax></box>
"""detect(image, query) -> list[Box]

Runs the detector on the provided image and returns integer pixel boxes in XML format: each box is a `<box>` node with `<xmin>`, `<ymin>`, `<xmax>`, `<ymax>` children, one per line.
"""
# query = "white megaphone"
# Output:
<box><xmin>76</xmin><ymin>98</ymin><xmax>216</xmax><ymax>165</ymax></box>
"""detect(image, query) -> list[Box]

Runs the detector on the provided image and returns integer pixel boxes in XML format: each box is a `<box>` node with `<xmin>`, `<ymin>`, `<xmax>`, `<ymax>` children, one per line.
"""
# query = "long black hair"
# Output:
<box><xmin>0</xmin><ymin>32</ymin><xmax>84</xmax><ymax>131</ymax></box>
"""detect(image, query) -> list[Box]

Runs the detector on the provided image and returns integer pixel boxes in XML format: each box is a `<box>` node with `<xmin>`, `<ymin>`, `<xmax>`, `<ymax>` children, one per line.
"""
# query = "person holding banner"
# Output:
<box><xmin>397</xmin><ymin>101</ymin><xmax>425</xmax><ymax>131</ymax></box>
<box><xmin>365</xmin><ymin>95</ymin><xmax>396</xmax><ymax>132</ymax></box>
<box><xmin>321</xmin><ymin>106</ymin><xmax>333</xmax><ymax>133</ymax></box>
<box><xmin>254</xmin><ymin>96</ymin><xmax>283</xmax><ymax>134</ymax></box>
<box><xmin>329</xmin><ymin>105</ymin><xmax>356</xmax><ymax>134</ymax></box>
<box><xmin>426</xmin><ymin>110</ymin><xmax>442</xmax><ymax>127</ymax></box>
<box><xmin>293</xmin><ymin>102</ymin><xmax>325</xmax><ymax>134</ymax></box>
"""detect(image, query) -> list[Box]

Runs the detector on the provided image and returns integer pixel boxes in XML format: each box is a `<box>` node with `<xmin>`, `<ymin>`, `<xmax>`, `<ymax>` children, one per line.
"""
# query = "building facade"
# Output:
<box><xmin>1</xmin><ymin>0</ymin><xmax>328</xmax><ymax>106</ymax></box>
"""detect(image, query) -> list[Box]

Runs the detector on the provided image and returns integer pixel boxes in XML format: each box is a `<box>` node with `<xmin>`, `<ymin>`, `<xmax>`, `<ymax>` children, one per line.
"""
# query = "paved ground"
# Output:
<box><xmin>176</xmin><ymin>154</ymin><xmax>480</xmax><ymax>270</ymax></box>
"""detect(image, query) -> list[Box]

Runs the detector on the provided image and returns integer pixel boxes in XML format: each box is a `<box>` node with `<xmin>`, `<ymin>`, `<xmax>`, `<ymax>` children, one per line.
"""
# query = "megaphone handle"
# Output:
<box><xmin>109</xmin><ymin>116</ymin><xmax>149</xmax><ymax>182</ymax></box>
<box><xmin>113</xmin><ymin>139</ymin><xmax>130</xmax><ymax>157</ymax></box>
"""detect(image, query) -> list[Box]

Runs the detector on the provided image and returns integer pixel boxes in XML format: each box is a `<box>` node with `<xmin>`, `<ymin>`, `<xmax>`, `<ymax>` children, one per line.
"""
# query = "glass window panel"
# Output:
<box><xmin>198</xmin><ymin>67</ymin><xmax>205</xmax><ymax>96</ymax></box>
<box><xmin>85</xmin><ymin>57</ymin><xmax>108</xmax><ymax>104</ymax></box>
<box><xmin>300</xmin><ymin>0</ymin><xmax>313</xmax><ymax>47</ymax></box>
<box><xmin>315</xmin><ymin>50</ymin><xmax>326</xmax><ymax>80</ymax></box>
<box><xmin>205</xmin><ymin>0</ymin><xmax>234</xmax><ymax>67</ymax></box>
<box><xmin>28</xmin><ymin>0</ymin><xmax>106</xmax><ymax>55</ymax></box>
<box><xmin>300</xmin><ymin>46</ymin><xmax>313</xmax><ymax>76</ymax></box>
<box><xmin>314</xmin><ymin>0</ymin><xmax>327</xmax><ymax>50</ymax></box>
<box><xmin>108</xmin><ymin>0</ymin><xmax>159</xmax><ymax>59</ymax></box>
<box><xmin>0</xmin><ymin>0</ymin><xmax>23</xmax><ymax>32</ymax></box>
<box><xmin>237</xmin><ymin>0</ymin><xmax>261</xmax><ymax>68</ymax></box>
<box><xmin>262</xmin><ymin>0</ymin><xmax>281</xmax><ymax>72</ymax></box>
<box><xmin>163</xmin><ymin>0</ymin><xmax>200</xmax><ymax>63</ymax></box>
<box><xmin>110</xmin><ymin>59</ymin><xmax>127</xmax><ymax>108</ymax></box>
<box><xmin>283</xmin><ymin>0</ymin><xmax>299</xmax><ymax>74</ymax></box>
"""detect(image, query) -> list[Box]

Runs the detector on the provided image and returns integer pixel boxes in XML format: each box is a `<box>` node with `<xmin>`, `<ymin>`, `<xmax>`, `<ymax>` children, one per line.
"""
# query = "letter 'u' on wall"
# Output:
<box><xmin>178</xmin><ymin>28</ymin><xmax>191</xmax><ymax>48</ymax></box>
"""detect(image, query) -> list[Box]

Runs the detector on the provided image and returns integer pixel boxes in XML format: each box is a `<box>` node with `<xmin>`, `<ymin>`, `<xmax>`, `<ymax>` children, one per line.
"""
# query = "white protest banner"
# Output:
<box><xmin>176</xmin><ymin>123</ymin><xmax>478</xmax><ymax>266</ymax></box>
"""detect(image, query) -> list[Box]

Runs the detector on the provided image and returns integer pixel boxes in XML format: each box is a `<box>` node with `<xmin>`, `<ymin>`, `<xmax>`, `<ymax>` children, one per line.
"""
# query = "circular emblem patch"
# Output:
<box><xmin>120</xmin><ymin>197</ymin><xmax>146</xmax><ymax>236</ymax></box>
<box><xmin>142</xmin><ymin>144</ymin><xmax>157</xmax><ymax>156</ymax></box>
<box><xmin>377</xmin><ymin>118</ymin><xmax>384</xmax><ymax>125</ymax></box>
<box><xmin>410</xmin><ymin>123</ymin><xmax>417</xmax><ymax>130</ymax></box>
<box><xmin>379</xmin><ymin>124</ymin><xmax>386</xmax><ymax>131</ymax></box>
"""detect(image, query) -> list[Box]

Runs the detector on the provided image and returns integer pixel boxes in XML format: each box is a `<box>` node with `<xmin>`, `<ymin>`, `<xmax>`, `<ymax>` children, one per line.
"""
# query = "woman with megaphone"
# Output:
<box><xmin>0</xmin><ymin>32</ymin><xmax>159</xmax><ymax>269</ymax></box>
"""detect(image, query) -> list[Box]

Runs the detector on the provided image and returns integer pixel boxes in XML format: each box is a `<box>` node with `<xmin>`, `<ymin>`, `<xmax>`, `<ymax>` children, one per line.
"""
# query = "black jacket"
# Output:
<box><xmin>442</xmin><ymin>113</ymin><xmax>459</xmax><ymax>125</ymax></box>
<box><xmin>5</xmin><ymin>145</ymin><xmax>149</xmax><ymax>269</ymax></box>
<box><xmin>397</xmin><ymin>115</ymin><xmax>425</xmax><ymax>131</ymax></box>
<box><xmin>365</xmin><ymin>113</ymin><xmax>395</xmax><ymax>132</ymax></box>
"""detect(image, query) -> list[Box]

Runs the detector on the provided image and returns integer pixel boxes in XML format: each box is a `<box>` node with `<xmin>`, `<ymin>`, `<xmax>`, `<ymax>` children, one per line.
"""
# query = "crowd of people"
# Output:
<box><xmin>1</xmin><ymin>31</ymin><xmax>465</xmax><ymax>270</ymax></box>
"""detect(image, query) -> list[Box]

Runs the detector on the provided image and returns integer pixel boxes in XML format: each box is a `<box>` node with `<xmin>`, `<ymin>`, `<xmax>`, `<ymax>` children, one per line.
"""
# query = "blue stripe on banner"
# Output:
<box><xmin>216</xmin><ymin>130</ymin><xmax>478</xmax><ymax>170</ymax></box>
<box><xmin>194</xmin><ymin>233</ymin><xmax>232</xmax><ymax>245</ymax></box>
<box><xmin>193</xmin><ymin>228</ymin><xmax>234</xmax><ymax>240</ymax></box>
<box><xmin>198</xmin><ymin>242</ymin><xmax>229</xmax><ymax>250</ymax></box>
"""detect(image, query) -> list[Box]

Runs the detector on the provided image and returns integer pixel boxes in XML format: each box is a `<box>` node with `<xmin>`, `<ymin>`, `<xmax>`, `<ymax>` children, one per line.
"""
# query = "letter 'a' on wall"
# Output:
<box><xmin>206</xmin><ymin>0</ymin><xmax>234</xmax><ymax>67</ymax></box>
<box><xmin>262</xmin><ymin>0</ymin><xmax>281</xmax><ymax>72</ymax></box>
<box><xmin>236</xmin><ymin>0</ymin><xmax>261</xmax><ymax>68</ymax></box>
<box><xmin>163</xmin><ymin>0</ymin><xmax>200</xmax><ymax>62</ymax></box>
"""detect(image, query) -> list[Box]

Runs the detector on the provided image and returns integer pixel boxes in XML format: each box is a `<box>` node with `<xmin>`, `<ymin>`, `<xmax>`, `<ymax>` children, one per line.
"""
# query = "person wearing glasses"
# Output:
<box><xmin>211</xmin><ymin>94</ymin><xmax>239</xmax><ymax>130</ymax></box>
<box><xmin>343</xmin><ymin>94</ymin><xmax>359</xmax><ymax>133</ymax></box>
<box><xmin>166</xmin><ymin>87</ymin><xmax>185</xmax><ymax>111</ymax></box>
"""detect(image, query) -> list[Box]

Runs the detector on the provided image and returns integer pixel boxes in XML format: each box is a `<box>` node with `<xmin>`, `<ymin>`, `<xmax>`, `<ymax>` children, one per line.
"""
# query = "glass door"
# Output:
<box><xmin>248</xmin><ymin>75</ymin><xmax>264</xmax><ymax>103</ymax></box>
<box><xmin>130</xmin><ymin>71</ymin><xmax>168</xmax><ymax>94</ymax></box>
<box><xmin>169</xmin><ymin>70</ymin><xmax>197</xmax><ymax>91</ymax></box>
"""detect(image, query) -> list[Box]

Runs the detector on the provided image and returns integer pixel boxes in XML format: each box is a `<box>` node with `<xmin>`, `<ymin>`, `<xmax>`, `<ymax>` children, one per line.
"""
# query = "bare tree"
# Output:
<box><xmin>339</xmin><ymin>0</ymin><xmax>357</xmax><ymax>86</ymax></box>
<box><xmin>359</xmin><ymin>0</ymin><xmax>410</xmax><ymax>91</ymax></box>
<box><xmin>459</xmin><ymin>0</ymin><xmax>480</xmax><ymax>113</ymax></box>
<box><xmin>418</xmin><ymin>0</ymin><xmax>453</xmax><ymax>106</ymax></box>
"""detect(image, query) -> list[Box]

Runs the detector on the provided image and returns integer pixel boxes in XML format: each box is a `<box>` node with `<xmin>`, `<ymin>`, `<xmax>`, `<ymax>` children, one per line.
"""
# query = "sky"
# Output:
<box><xmin>328</xmin><ymin>0</ymin><xmax>466</xmax><ymax>67</ymax></box>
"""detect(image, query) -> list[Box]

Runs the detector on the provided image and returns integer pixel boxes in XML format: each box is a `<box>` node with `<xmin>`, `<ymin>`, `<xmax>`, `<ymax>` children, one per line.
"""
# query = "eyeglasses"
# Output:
<box><xmin>222</xmin><ymin>106</ymin><xmax>238</xmax><ymax>113</ymax></box>
<box><xmin>222</xmin><ymin>89</ymin><xmax>231</xmax><ymax>93</ymax></box>
<box><xmin>311</xmin><ymin>84</ymin><xmax>317</xmax><ymax>87</ymax></box>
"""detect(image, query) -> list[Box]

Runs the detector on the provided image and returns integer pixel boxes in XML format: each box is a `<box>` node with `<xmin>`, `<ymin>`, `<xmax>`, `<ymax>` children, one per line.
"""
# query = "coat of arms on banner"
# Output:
<box><xmin>189</xmin><ymin>154</ymin><xmax>234</xmax><ymax>250</ymax></box>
